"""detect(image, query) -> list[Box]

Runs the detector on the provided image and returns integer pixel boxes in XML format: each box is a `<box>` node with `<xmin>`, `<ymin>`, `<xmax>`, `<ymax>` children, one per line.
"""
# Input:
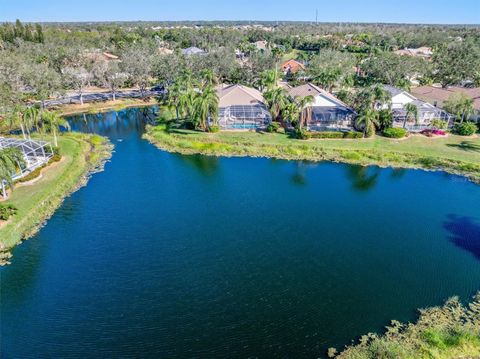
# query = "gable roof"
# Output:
<box><xmin>287</xmin><ymin>83</ymin><xmax>349</xmax><ymax>108</ymax></box>
<box><xmin>281</xmin><ymin>59</ymin><xmax>305</xmax><ymax>71</ymax></box>
<box><xmin>411</xmin><ymin>86</ymin><xmax>480</xmax><ymax>111</ymax></box>
<box><xmin>216</xmin><ymin>84</ymin><xmax>265</xmax><ymax>107</ymax></box>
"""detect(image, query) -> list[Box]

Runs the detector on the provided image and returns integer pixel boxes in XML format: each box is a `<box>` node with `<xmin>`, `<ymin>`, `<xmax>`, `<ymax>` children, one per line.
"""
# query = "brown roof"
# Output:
<box><xmin>287</xmin><ymin>83</ymin><xmax>349</xmax><ymax>108</ymax></box>
<box><xmin>411</xmin><ymin>86</ymin><xmax>480</xmax><ymax>111</ymax></box>
<box><xmin>216</xmin><ymin>84</ymin><xmax>265</xmax><ymax>107</ymax></box>
<box><xmin>281</xmin><ymin>59</ymin><xmax>305</xmax><ymax>73</ymax></box>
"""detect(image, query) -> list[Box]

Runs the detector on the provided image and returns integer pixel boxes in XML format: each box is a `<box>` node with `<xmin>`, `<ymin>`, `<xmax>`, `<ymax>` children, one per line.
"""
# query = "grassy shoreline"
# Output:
<box><xmin>144</xmin><ymin>124</ymin><xmax>480</xmax><ymax>184</ymax></box>
<box><xmin>0</xmin><ymin>132</ymin><xmax>112</xmax><ymax>265</ymax></box>
<box><xmin>56</xmin><ymin>98</ymin><xmax>158</xmax><ymax>116</ymax></box>
<box><xmin>333</xmin><ymin>293</ymin><xmax>480</xmax><ymax>358</ymax></box>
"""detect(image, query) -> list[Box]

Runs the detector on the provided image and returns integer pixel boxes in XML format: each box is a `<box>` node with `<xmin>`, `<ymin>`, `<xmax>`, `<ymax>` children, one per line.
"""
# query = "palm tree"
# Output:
<box><xmin>0</xmin><ymin>147</ymin><xmax>25</xmax><ymax>198</ymax></box>
<box><xmin>403</xmin><ymin>103</ymin><xmax>418</xmax><ymax>129</ymax></box>
<box><xmin>258</xmin><ymin>70</ymin><xmax>277</xmax><ymax>92</ymax></box>
<box><xmin>264</xmin><ymin>87</ymin><xmax>288</xmax><ymax>123</ymax></box>
<box><xmin>164</xmin><ymin>83</ymin><xmax>182</xmax><ymax>121</ymax></box>
<box><xmin>41</xmin><ymin>111</ymin><xmax>70</xmax><ymax>147</ymax></box>
<box><xmin>281</xmin><ymin>102</ymin><xmax>300</xmax><ymax>127</ymax></box>
<box><xmin>193</xmin><ymin>86</ymin><xmax>219</xmax><ymax>131</ymax></box>
<box><xmin>296</xmin><ymin>95</ymin><xmax>314</xmax><ymax>129</ymax></box>
<box><xmin>355</xmin><ymin>108</ymin><xmax>379</xmax><ymax>137</ymax></box>
<box><xmin>178</xmin><ymin>90</ymin><xmax>197</xmax><ymax>120</ymax></box>
<box><xmin>5</xmin><ymin>108</ymin><xmax>27</xmax><ymax>139</ymax></box>
<box><xmin>200</xmin><ymin>69</ymin><xmax>217</xmax><ymax>88</ymax></box>
<box><xmin>372</xmin><ymin>85</ymin><xmax>391</xmax><ymax>109</ymax></box>
<box><xmin>24</xmin><ymin>106</ymin><xmax>42</xmax><ymax>139</ymax></box>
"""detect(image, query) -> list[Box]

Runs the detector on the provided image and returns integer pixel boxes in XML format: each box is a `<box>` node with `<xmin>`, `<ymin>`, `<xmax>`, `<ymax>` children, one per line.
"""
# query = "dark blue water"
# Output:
<box><xmin>2</xmin><ymin>107</ymin><xmax>480</xmax><ymax>358</ymax></box>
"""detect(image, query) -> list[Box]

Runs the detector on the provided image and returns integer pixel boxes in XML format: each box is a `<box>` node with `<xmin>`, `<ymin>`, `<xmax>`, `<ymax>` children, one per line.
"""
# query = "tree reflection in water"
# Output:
<box><xmin>443</xmin><ymin>214</ymin><xmax>480</xmax><ymax>260</ymax></box>
<box><xmin>345</xmin><ymin>165</ymin><xmax>380</xmax><ymax>192</ymax></box>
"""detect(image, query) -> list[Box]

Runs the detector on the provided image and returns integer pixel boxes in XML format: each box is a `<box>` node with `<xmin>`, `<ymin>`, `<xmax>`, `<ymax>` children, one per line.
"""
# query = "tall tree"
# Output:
<box><xmin>0</xmin><ymin>147</ymin><xmax>24</xmax><ymax>198</ymax></box>
<box><xmin>403</xmin><ymin>103</ymin><xmax>418</xmax><ymax>129</ymax></box>
<box><xmin>264</xmin><ymin>87</ymin><xmax>289</xmax><ymax>123</ymax></box>
<box><xmin>355</xmin><ymin>108</ymin><xmax>379</xmax><ymax>137</ymax></box>
<box><xmin>193</xmin><ymin>85</ymin><xmax>219</xmax><ymax>131</ymax></box>
<box><xmin>434</xmin><ymin>41</ymin><xmax>480</xmax><ymax>87</ymax></box>
<box><xmin>41</xmin><ymin>111</ymin><xmax>70</xmax><ymax>147</ymax></box>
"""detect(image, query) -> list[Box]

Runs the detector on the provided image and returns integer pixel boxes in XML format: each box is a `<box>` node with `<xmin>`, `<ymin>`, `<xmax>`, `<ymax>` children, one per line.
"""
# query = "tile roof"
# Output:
<box><xmin>411</xmin><ymin>86</ymin><xmax>480</xmax><ymax>111</ymax></box>
<box><xmin>216</xmin><ymin>84</ymin><xmax>265</xmax><ymax>107</ymax></box>
<box><xmin>287</xmin><ymin>83</ymin><xmax>349</xmax><ymax>108</ymax></box>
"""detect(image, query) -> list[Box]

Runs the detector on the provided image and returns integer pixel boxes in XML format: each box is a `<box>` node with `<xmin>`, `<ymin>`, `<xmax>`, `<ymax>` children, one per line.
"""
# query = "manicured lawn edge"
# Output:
<box><xmin>0</xmin><ymin>133</ymin><xmax>113</xmax><ymax>265</ymax></box>
<box><xmin>144</xmin><ymin>125</ymin><xmax>480</xmax><ymax>184</ymax></box>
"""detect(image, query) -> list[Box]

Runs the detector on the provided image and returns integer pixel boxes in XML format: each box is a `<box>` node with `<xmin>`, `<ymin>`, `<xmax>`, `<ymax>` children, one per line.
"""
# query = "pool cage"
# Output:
<box><xmin>0</xmin><ymin>137</ymin><xmax>53</xmax><ymax>197</ymax></box>
<box><xmin>217</xmin><ymin>105</ymin><xmax>272</xmax><ymax>130</ymax></box>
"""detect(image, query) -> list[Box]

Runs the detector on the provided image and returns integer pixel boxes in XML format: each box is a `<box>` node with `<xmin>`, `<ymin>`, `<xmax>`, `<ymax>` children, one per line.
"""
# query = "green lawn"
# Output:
<box><xmin>144</xmin><ymin>125</ymin><xmax>480</xmax><ymax>183</ymax></box>
<box><xmin>0</xmin><ymin>132</ymin><xmax>112</xmax><ymax>264</ymax></box>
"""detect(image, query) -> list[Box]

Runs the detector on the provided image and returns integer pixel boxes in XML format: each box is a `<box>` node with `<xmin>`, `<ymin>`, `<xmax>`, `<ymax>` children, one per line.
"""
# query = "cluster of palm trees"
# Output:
<box><xmin>0</xmin><ymin>106</ymin><xmax>70</xmax><ymax>198</ymax></box>
<box><xmin>261</xmin><ymin>70</ymin><xmax>314</xmax><ymax>129</ymax></box>
<box><xmin>163</xmin><ymin>69</ymin><xmax>219</xmax><ymax>131</ymax></box>
<box><xmin>4</xmin><ymin>106</ymin><xmax>70</xmax><ymax>146</ymax></box>
<box><xmin>0</xmin><ymin>147</ymin><xmax>25</xmax><ymax>198</ymax></box>
<box><xmin>354</xmin><ymin>85</ymin><xmax>395</xmax><ymax>136</ymax></box>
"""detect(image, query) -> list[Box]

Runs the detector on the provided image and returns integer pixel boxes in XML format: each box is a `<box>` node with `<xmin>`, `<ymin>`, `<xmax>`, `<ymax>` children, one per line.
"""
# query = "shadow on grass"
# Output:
<box><xmin>443</xmin><ymin>214</ymin><xmax>480</xmax><ymax>260</ymax></box>
<box><xmin>446</xmin><ymin>141</ymin><xmax>480</xmax><ymax>153</ymax></box>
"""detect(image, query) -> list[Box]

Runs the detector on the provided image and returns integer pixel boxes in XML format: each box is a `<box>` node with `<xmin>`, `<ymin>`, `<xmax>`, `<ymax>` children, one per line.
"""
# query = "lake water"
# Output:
<box><xmin>2</xmin><ymin>107</ymin><xmax>480</xmax><ymax>358</ymax></box>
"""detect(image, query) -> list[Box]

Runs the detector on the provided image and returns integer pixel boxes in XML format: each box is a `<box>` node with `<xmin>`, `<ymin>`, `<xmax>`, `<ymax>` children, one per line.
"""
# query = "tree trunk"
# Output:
<box><xmin>1</xmin><ymin>182</ymin><xmax>6</xmax><ymax>199</ymax></box>
<box><xmin>80</xmin><ymin>91</ymin><xmax>84</xmax><ymax>105</ymax></box>
<box><xmin>112</xmin><ymin>91</ymin><xmax>116</xmax><ymax>102</ymax></box>
<box><xmin>53</xmin><ymin>129</ymin><xmax>58</xmax><ymax>147</ymax></box>
<box><xmin>20</xmin><ymin>124</ymin><xmax>26</xmax><ymax>139</ymax></box>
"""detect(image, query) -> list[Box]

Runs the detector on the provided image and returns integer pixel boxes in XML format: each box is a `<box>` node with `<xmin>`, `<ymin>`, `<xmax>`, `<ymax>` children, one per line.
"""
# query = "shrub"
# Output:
<box><xmin>266</xmin><ymin>122</ymin><xmax>281</xmax><ymax>133</ymax></box>
<box><xmin>431</xmin><ymin>119</ymin><xmax>448</xmax><ymax>130</ymax></box>
<box><xmin>309</xmin><ymin>131</ymin><xmax>344</xmax><ymax>139</ymax></box>
<box><xmin>421</xmin><ymin>129</ymin><xmax>446</xmax><ymax>137</ymax></box>
<box><xmin>343</xmin><ymin>131</ymin><xmax>364</xmax><ymax>139</ymax></box>
<box><xmin>383</xmin><ymin>128</ymin><xmax>408</xmax><ymax>138</ymax></box>
<box><xmin>295</xmin><ymin>130</ymin><xmax>363</xmax><ymax>140</ymax></box>
<box><xmin>208</xmin><ymin>125</ymin><xmax>220</xmax><ymax>133</ymax></box>
<box><xmin>295</xmin><ymin>128</ymin><xmax>311</xmax><ymax>140</ymax></box>
<box><xmin>0</xmin><ymin>204</ymin><xmax>17</xmax><ymax>221</ymax></box>
<box><xmin>453</xmin><ymin>122</ymin><xmax>477</xmax><ymax>136</ymax></box>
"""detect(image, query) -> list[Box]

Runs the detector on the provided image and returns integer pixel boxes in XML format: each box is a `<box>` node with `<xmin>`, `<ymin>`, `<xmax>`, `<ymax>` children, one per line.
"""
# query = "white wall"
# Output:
<box><xmin>313</xmin><ymin>94</ymin><xmax>339</xmax><ymax>107</ymax></box>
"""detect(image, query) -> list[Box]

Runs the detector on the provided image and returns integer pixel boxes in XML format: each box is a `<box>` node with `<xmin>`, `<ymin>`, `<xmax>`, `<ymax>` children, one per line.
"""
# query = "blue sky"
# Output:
<box><xmin>1</xmin><ymin>0</ymin><xmax>479</xmax><ymax>24</ymax></box>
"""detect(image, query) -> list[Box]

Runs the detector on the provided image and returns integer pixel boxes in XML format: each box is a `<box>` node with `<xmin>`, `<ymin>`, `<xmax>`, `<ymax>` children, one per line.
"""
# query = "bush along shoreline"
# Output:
<box><xmin>144</xmin><ymin>122</ymin><xmax>480</xmax><ymax>185</ymax></box>
<box><xmin>0</xmin><ymin>133</ymin><xmax>113</xmax><ymax>265</ymax></box>
<box><xmin>331</xmin><ymin>292</ymin><xmax>480</xmax><ymax>358</ymax></box>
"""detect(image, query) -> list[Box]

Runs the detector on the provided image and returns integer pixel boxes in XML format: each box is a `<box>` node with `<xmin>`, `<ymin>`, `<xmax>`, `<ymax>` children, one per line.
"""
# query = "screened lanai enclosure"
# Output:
<box><xmin>307</xmin><ymin>107</ymin><xmax>355</xmax><ymax>131</ymax></box>
<box><xmin>217</xmin><ymin>104</ymin><xmax>272</xmax><ymax>130</ymax></box>
<box><xmin>0</xmin><ymin>138</ymin><xmax>53</xmax><ymax>197</ymax></box>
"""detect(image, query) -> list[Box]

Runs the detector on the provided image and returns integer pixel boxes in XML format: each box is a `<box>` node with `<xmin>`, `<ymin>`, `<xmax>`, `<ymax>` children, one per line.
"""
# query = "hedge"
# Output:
<box><xmin>383</xmin><ymin>127</ymin><xmax>408</xmax><ymax>138</ymax></box>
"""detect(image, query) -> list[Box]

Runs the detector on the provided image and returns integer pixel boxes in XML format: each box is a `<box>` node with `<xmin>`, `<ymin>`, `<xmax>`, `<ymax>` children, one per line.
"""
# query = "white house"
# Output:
<box><xmin>382</xmin><ymin>85</ymin><xmax>452</xmax><ymax>131</ymax></box>
<box><xmin>288</xmin><ymin>83</ymin><xmax>356</xmax><ymax>131</ymax></box>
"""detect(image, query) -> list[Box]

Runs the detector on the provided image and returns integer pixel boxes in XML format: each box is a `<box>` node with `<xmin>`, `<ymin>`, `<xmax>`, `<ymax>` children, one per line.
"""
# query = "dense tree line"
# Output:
<box><xmin>0</xmin><ymin>20</ymin><xmax>479</xmax><ymax>123</ymax></box>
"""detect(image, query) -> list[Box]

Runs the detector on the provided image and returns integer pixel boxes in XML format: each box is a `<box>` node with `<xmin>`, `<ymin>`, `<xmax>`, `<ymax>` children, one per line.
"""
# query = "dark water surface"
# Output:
<box><xmin>2</xmin><ymin>108</ymin><xmax>480</xmax><ymax>358</ymax></box>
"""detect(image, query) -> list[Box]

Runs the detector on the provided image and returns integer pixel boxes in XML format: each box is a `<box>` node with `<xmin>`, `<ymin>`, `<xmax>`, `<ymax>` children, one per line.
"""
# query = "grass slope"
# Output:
<box><xmin>0</xmin><ymin>132</ymin><xmax>112</xmax><ymax>264</ymax></box>
<box><xmin>144</xmin><ymin>124</ymin><xmax>480</xmax><ymax>184</ymax></box>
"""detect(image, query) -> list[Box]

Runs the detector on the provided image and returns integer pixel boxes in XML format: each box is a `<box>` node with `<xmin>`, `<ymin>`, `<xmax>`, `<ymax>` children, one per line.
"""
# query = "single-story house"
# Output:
<box><xmin>287</xmin><ymin>83</ymin><xmax>356</xmax><ymax>131</ymax></box>
<box><xmin>411</xmin><ymin>85</ymin><xmax>480</xmax><ymax>122</ymax></box>
<box><xmin>281</xmin><ymin>59</ymin><xmax>305</xmax><ymax>74</ymax></box>
<box><xmin>382</xmin><ymin>85</ymin><xmax>453</xmax><ymax>131</ymax></box>
<box><xmin>181</xmin><ymin>47</ymin><xmax>207</xmax><ymax>56</ymax></box>
<box><xmin>215</xmin><ymin>84</ymin><xmax>272</xmax><ymax>130</ymax></box>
